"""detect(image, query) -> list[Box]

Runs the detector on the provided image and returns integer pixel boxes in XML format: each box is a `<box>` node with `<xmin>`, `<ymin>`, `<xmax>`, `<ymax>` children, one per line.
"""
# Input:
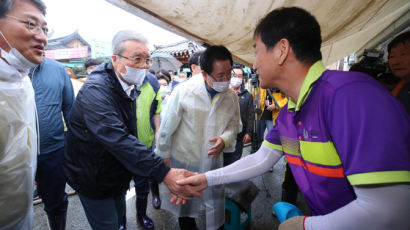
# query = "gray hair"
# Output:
<box><xmin>0</xmin><ymin>0</ymin><xmax>47</xmax><ymax>18</ymax></box>
<box><xmin>112</xmin><ymin>30</ymin><xmax>149</xmax><ymax>55</ymax></box>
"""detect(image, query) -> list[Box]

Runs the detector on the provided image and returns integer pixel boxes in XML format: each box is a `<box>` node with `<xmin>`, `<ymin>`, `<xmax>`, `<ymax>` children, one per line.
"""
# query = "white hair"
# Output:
<box><xmin>112</xmin><ymin>30</ymin><xmax>148</xmax><ymax>55</ymax></box>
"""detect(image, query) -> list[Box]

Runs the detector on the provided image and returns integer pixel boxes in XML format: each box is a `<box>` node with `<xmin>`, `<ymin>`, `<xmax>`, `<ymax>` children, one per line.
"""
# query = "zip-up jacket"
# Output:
<box><xmin>63</xmin><ymin>62</ymin><xmax>170</xmax><ymax>199</ymax></box>
<box><xmin>30</xmin><ymin>57</ymin><xmax>74</xmax><ymax>154</ymax></box>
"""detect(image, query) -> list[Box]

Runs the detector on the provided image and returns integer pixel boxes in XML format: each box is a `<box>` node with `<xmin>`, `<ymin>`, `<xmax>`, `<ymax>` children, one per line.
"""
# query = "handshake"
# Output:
<box><xmin>162</xmin><ymin>168</ymin><xmax>209</xmax><ymax>205</ymax></box>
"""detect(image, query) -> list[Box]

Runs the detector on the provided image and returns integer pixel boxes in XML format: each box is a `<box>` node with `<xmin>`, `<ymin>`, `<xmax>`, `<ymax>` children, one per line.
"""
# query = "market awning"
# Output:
<box><xmin>106</xmin><ymin>0</ymin><xmax>410</xmax><ymax>66</ymax></box>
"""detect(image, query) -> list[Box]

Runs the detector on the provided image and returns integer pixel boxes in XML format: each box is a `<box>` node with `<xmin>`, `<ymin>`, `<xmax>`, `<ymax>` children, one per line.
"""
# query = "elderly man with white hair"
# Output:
<box><xmin>63</xmin><ymin>30</ymin><xmax>198</xmax><ymax>230</ymax></box>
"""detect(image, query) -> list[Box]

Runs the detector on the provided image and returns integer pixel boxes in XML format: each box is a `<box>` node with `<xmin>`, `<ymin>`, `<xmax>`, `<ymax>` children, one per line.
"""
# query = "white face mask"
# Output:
<box><xmin>212</xmin><ymin>81</ymin><xmax>230</xmax><ymax>92</ymax></box>
<box><xmin>160</xmin><ymin>86</ymin><xmax>170</xmax><ymax>98</ymax></box>
<box><xmin>230</xmin><ymin>77</ymin><xmax>242</xmax><ymax>87</ymax></box>
<box><xmin>121</xmin><ymin>65</ymin><xmax>146</xmax><ymax>89</ymax></box>
<box><xmin>0</xmin><ymin>31</ymin><xmax>38</xmax><ymax>75</ymax></box>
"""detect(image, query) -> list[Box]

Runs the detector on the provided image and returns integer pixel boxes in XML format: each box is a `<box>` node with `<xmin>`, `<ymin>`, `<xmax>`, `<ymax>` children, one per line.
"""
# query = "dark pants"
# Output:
<box><xmin>258</xmin><ymin>119</ymin><xmax>273</xmax><ymax>145</ymax></box>
<box><xmin>36</xmin><ymin>148</ymin><xmax>68</xmax><ymax>217</ymax></box>
<box><xmin>178</xmin><ymin>217</ymin><xmax>224</xmax><ymax>230</ymax></box>
<box><xmin>78</xmin><ymin>192</ymin><xmax>126</xmax><ymax>230</ymax></box>
<box><xmin>134</xmin><ymin>176</ymin><xmax>150</xmax><ymax>196</ymax></box>
<box><xmin>134</xmin><ymin>145</ymin><xmax>153</xmax><ymax>196</ymax></box>
<box><xmin>223</xmin><ymin>139</ymin><xmax>244</xmax><ymax>166</ymax></box>
<box><xmin>281</xmin><ymin>163</ymin><xmax>299</xmax><ymax>204</ymax></box>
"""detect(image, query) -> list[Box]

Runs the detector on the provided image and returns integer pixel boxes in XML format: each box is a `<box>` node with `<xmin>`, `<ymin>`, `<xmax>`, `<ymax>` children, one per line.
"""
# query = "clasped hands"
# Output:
<box><xmin>162</xmin><ymin>136</ymin><xmax>224</xmax><ymax>204</ymax></box>
<box><xmin>163</xmin><ymin>168</ymin><xmax>208</xmax><ymax>205</ymax></box>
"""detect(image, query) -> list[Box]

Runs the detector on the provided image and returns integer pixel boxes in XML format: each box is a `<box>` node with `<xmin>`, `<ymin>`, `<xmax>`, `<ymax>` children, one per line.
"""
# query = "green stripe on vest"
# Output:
<box><xmin>280</xmin><ymin>136</ymin><xmax>301</xmax><ymax>156</ymax></box>
<box><xmin>299</xmin><ymin>141</ymin><xmax>341</xmax><ymax>166</ymax></box>
<box><xmin>136</xmin><ymin>83</ymin><xmax>156</xmax><ymax>148</ymax></box>
<box><xmin>347</xmin><ymin>170</ymin><xmax>410</xmax><ymax>185</ymax></box>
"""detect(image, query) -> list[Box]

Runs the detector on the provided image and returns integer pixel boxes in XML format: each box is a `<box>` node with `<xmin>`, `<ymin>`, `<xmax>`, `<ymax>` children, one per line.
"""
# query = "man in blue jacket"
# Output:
<box><xmin>30</xmin><ymin>57</ymin><xmax>74</xmax><ymax>230</ymax></box>
<box><xmin>63</xmin><ymin>30</ymin><xmax>198</xmax><ymax>230</ymax></box>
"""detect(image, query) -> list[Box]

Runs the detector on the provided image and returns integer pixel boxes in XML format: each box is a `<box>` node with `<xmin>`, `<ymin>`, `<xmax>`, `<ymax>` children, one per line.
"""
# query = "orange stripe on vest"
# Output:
<box><xmin>306</xmin><ymin>163</ymin><xmax>345</xmax><ymax>178</ymax></box>
<box><xmin>286</xmin><ymin>155</ymin><xmax>345</xmax><ymax>178</ymax></box>
<box><xmin>286</xmin><ymin>155</ymin><xmax>306</xmax><ymax>169</ymax></box>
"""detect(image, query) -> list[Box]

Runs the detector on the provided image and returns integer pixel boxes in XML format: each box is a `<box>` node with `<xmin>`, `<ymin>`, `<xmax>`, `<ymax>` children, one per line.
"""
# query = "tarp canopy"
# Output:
<box><xmin>106</xmin><ymin>0</ymin><xmax>410</xmax><ymax>66</ymax></box>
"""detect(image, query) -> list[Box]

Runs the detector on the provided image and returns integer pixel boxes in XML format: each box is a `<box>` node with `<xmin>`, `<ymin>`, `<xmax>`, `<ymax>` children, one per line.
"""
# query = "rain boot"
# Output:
<box><xmin>136</xmin><ymin>196</ymin><xmax>154</xmax><ymax>229</ymax></box>
<box><xmin>119</xmin><ymin>212</ymin><xmax>127</xmax><ymax>230</ymax></box>
<box><xmin>150</xmin><ymin>182</ymin><xmax>161</xmax><ymax>209</ymax></box>
<box><xmin>47</xmin><ymin>212</ymin><xmax>67</xmax><ymax>230</ymax></box>
<box><xmin>178</xmin><ymin>217</ymin><xmax>198</xmax><ymax>230</ymax></box>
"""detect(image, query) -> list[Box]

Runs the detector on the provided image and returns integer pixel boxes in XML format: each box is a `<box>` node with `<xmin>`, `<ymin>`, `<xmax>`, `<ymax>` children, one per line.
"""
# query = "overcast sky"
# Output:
<box><xmin>42</xmin><ymin>0</ymin><xmax>185</xmax><ymax>50</ymax></box>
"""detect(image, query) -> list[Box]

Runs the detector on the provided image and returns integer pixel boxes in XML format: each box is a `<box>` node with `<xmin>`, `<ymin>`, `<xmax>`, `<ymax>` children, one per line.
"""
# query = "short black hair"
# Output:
<box><xmin>387</xmin><ymin>31</ymin><xmax>410</xmax><ymax>57</ymax></box>
<box><xmin>200</xmin><ymin>45</ymin><xmax>233</xmax><ymax>75</ymax></box>
<box><xmin>84</xmin><ymin>58</ymin><xmax>102</xmax><ymax>69</ymax></box>
<box><xmin>0</xmin><ymin>0</ymin><xmax>47</xmax><ymax>18</ymax></box>
<box><xmin>254</xmin><ymin>7</ymin><xmax>322</xmax><ymax>64</ymax></box>
<box><xmin>158</xmin><ymin>69</ymin><xmax>171</xmax><ymax>82</ymax></box>
<box><xmin>232</xmin><ymin>64</ymin><xmax>244</xmax><ymax>74</ymax></box>
<box><xmin>188</xmin><ymin>51</ymin><xmax>202</xmax><ymax>71</ymax></box>
<box><xmin>157</xmin><ymin>75</ymin><xmax>170</xmax><ymax>84</ymax></box>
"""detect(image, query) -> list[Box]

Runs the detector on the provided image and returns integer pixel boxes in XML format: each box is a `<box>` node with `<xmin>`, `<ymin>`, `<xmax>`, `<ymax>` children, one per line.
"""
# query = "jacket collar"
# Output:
<box><xmin>288</xmin><ymin>60</ymin><xmax>326</xmax><ymax>112</ymax></box>
<box><xmin>105</xmin><ymin>61</ymin><xmax>138</xmax><ymax>100</ymax></box>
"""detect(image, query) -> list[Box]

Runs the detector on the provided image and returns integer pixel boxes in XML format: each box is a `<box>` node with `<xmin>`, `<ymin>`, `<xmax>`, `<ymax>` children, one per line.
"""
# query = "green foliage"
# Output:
<box><xmin>72</xmin><ymin>66</ymin><xmax>86</xmax><ymax>76</ymax></box>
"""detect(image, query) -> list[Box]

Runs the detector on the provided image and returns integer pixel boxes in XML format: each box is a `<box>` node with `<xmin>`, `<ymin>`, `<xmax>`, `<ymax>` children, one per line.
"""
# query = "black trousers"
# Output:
<box><xmin>281</xmin><ymin>163</ymin><xmax>299</xmax><ymax>204</ymax></box>
<box><xmin>223</xmin><ymin>139</ymin><xmax>244</xmax><ymax>166</ymax></box>
<box><xmin>36</xmin><ymin>147</ymin><xmax>68</xmax><ymax>217</ymax></box>
<box><xmin>178</xmin><ymin>217</ymin><xmax>224</xmax><ymax>230</ymax></box>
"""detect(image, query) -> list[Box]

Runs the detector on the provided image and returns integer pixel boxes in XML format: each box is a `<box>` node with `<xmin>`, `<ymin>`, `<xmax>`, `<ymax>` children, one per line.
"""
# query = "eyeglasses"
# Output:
<box><xmin>6</xmin><ymin>15</ymin><xmax>48</xmax><ymax>36</ymax></box>
<box><xmin>117</xmin><ymin>54</ymin><xmax>151</xmax><ymax>66</ymax></box>
<box><xmin>209</xmin><ymin>70</ymin><xmax>234</xmax><ymax>82</ymax></box>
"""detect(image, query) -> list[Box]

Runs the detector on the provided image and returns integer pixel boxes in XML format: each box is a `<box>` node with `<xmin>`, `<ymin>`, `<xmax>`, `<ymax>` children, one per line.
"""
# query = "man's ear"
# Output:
<box><xmin>278</xmin><ymin>38</ymin><xmax>290</xmax><ymax>65</ymax></box>
<box><xmin>111</xmin><ymin>55</ymin><xmax>117</xmax><ymax>63</ymax></box>
<box><xmin>201</xmin><ymin>70</ymin><xmax>208</xmax><ymax>80</ymax></box>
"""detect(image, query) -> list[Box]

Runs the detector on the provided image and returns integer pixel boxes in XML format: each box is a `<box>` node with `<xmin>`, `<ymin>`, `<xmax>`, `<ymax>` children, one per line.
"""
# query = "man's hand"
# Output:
<box><xmin>266</xmin><ymin>104</ymin><xmax>276</xmax><ymax>111</ymax></box>
<box><xmin>242</xmin><ymin>134</ymin><xmax>251</xmax><ymax>144</ymax></box>
<box><xmin>208</xmin><ymin>137</ymin><xmax>225</xmax><ymax>157</ymax></box>
<box><xmin>170</xmin><ymin>173</ymin><xmax>209</xmax><ymax>205</ymax></box>
<box><xmin>162</xmin><ymin>168</ymin><xmax>202</xmax><ymax>201</ymax></box>
<box><xmin>278</xmin><ymin>216</ymin><xmax>305</xmax><ymax>230</ymax></box>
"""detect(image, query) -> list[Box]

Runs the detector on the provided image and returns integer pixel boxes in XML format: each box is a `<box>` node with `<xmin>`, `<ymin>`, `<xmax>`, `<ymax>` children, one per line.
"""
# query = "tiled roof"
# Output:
<box><xmin>46</xmin><ymin>30</ymin><xmax>91</xmax><ymax>50</ymax></box>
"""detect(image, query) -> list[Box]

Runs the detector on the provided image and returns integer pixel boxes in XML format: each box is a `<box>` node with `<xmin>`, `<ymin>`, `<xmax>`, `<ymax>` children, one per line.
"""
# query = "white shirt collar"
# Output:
<box><xmin>114</xmin><ymin>71</ymin><xmax>134</xmax><ymax>96</ymax></box>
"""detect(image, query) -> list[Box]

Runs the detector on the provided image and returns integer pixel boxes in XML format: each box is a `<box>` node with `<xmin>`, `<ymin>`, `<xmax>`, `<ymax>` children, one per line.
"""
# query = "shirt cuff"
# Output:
<box><xmin>220</xmin><ymin>137</ymin><xmax>230</xmax><ymax>150</ymax></box>
<box><xmin>155</xmin><ymin>149</ymin><xmax>170</xmax><ymax>159</ymax></box>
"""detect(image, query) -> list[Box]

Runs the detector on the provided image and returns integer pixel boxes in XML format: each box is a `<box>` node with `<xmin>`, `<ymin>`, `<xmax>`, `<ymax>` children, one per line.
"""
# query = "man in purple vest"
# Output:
<box><xmin>177</xmin><ymin>7</ymin><xmax>410</xmax><ymax>230</ymax></box>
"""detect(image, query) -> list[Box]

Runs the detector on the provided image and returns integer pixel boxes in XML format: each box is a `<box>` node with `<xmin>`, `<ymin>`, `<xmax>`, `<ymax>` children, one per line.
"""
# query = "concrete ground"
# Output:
<box><xmin>34</xmin><ymin>145</ymin><xmax>309</xmax><ymax>229</ymax></box>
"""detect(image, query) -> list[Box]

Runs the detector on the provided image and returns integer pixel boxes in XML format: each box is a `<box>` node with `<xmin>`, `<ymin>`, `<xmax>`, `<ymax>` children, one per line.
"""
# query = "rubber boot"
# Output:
<box><xmin>47</xmin><ymin>212</ymin><xmax>67</xmax><ymax>230</ymax></box>
<box><xmin>178</xmin><ymin>217</ymin><xmax>198</xmax><ymax>230</ymax></box>
<box><xmin>150</xmin><ymin>182</ymin><xmax>161</xmax><ymax>209</ymax></box>
<box><xmin>136</xmin><ymin>196</ymin><xmax>154</xmax><ymax>229</ymax></box>
<box><xmin>119</xmin><ymin>212</ymin><xmax>127</xmax><ymax>230</ymax></box>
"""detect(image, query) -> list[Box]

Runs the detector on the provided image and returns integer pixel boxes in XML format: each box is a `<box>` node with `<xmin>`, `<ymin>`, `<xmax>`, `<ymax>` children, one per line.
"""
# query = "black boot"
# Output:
<box><xmin>119</xmin><ymin>212</ymin><xmax>126</xmax><ymax>230</ymax></box>
<box><xmin>178</xmin><ymin>217</ymin><xmax>198</xmax><ymax>230</ymax></box>
<box><xmin>47</xmin><ymin>212</ymin><xmax>67</xmax><ymax>230</ymax></box>
<box><xmin>136</xmin><ymin>196</ymin><xmax>154</xmax><ymax>229</ymax></box>
<box><xmin>150</xmin><ymin>182</ymin><xmax>161</xmax><ymax>209</ymax></box>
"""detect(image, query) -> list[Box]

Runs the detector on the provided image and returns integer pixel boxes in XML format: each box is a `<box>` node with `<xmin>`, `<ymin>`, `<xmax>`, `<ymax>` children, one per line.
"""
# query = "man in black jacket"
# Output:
<box><xmin>223</xmin><ymin>66</ymin><xmax>254</xmax><ymax>166</ymax></box>
<box><xmin>63</xmin><ymin>30</ymin><xmax>197</xmax><ymax>230</ymax></box>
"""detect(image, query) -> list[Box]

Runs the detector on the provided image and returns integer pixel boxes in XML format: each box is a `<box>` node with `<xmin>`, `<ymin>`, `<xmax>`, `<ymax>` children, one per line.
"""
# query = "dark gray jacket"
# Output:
<box><xmin>64</xmin><ymin>62</ymin><xmax>169</xmax><ymax>199</ymax></box>
<box><xmin>237</xmin><ymin>88</ymin><xmax>254</xmax><ymax>140</ymax></box>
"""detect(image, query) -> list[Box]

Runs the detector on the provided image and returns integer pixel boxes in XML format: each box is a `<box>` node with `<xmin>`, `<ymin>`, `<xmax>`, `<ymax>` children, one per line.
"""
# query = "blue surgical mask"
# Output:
<box><xmin>121</xmin><ymin>65</ymin><xmax>146</xmax><ymax>89</ymax></box>
<box><xmin>0</xmin><ymin>30</ymin><xmax>38</xmax><ymax>75</ymax></box>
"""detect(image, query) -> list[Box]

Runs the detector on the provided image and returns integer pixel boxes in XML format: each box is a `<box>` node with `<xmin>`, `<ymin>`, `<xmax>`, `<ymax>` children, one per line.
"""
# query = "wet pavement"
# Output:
<box><xmin>34</xmin><ymin>145</ymin><xmax>309</xmax><ymax>229</ymax></box>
